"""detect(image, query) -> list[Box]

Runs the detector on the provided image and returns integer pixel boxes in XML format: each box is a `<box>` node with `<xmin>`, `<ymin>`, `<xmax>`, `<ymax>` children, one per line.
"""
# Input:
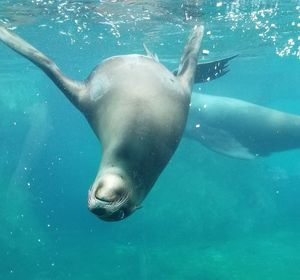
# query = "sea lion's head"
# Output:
<box><xmin>88</xmin><ymin>170</ymin><xmax>141</xmax><ymax>221</ymax></box>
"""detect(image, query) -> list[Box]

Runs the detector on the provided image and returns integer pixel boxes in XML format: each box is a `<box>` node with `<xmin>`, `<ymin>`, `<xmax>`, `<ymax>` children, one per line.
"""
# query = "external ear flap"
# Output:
<box><xmin>134</xmin><ymin>205</ymin><xmax>143</xmax><ymax>210</ymax></box>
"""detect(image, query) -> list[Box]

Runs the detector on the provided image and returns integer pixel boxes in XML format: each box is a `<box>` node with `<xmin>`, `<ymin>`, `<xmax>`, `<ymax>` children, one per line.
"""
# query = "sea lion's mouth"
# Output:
<box><xmin>88</xmin><ymin>189</ymin><xmax>129</xmax><ymax>221</ymax></box>
<box><xmin>91</xmin><ymin>203</ymin><xmax>126</xmax><ymax>221</ymax></box>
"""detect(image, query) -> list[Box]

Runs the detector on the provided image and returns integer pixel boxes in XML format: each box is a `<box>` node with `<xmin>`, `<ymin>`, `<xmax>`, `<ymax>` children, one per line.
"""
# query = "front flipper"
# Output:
<box><xmin>173</xmin><ymin>55</ymin><xmax>237</xmax><ymax>84</ymax></box>
<box><xmin>0</xmin><ymin>26</ymin><xmax>88</xmax><ymax>111</ymax></box>
<box><xmin>176</xmin><ymin>25</ymin><xmax>204</xmax><ymax>93</ymax></box>
<box><xmin>185</xmin><ymin>94</ymin><xmax>300</xmax><ymax>159</ymax></box>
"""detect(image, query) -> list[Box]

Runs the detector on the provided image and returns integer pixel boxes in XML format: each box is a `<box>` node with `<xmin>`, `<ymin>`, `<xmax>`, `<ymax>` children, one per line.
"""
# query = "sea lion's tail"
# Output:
<box><xmin>0</xmin><ymin>26</ymin><xmax>88</xmax><ymax>111</ymax></box>
<box><xmin>176</xmin><ymin>25</ymin><xmax>204</xmax><ymax>92</ymax></box>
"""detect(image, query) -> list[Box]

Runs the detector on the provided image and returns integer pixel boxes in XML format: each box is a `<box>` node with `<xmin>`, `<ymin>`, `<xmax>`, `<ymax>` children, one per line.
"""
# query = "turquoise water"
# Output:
<box><xmin>0</xmin><ymin>0</ymin><xmax>300</xmax><ymax>279</ymax></box>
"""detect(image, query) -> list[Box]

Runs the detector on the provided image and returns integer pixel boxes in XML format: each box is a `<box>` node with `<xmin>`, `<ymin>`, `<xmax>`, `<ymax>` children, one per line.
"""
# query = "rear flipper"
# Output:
<box><xmin>185</xmin><ymin>94</ymin><xmax>300</xmax><ymax>159</ymax></box>
<box><xmin>173</xmin><ymin>55</ymin><xmax>237</xmax><ymax>84</ymax></box>
<box><xmin>194</xmin><ymin>55</ymin><xmax>238</xmax><ymax>83</ymax></box>
<box><xmin>0</xmin><ymin>26</ymin><xmax>88</xmax><ymax>111</ymax></box>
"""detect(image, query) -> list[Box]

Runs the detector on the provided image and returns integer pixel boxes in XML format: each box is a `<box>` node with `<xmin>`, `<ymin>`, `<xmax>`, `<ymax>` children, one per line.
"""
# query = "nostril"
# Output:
<box><xmin>94</xmin><ymin>184</ymin><xmax>120</xmax><ymax>203</ymax></box>
<box><xmin>94</xmin><ymin>182</ymin><xmax>109</xmax><ymax>201</ymax></box>
<box><xmin>95</xmin><ymin>189</ymin><xmax>113</xmax><ymax>202</ymax></box>
<box><xmin>95</xmin><ymin>195</ymin><xmax>111</xmax><ymax>202</ymax></box>
<box><xmin>92</xmin><ymin>174</ymin><xmax>126</xmax><ymax>205</ymax></box>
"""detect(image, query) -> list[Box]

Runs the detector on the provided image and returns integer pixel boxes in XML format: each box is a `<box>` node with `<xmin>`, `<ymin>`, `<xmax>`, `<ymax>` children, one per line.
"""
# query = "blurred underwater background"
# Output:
<box><xmin>0</xmin><ymin>0</ymin><xmax>300</xmax><ymax>279</ymax></box>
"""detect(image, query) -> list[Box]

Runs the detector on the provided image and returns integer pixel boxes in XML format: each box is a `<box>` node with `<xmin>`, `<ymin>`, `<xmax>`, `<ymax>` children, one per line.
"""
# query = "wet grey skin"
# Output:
<box><xmin>0</xmin><ymin>25</ymin><xmax>204</xmax><ymax>221</ymax></box>
<box><xmin>186</xmin><ymin>94</ymin><xmax>300</xmax><ymax>159</ymax></box>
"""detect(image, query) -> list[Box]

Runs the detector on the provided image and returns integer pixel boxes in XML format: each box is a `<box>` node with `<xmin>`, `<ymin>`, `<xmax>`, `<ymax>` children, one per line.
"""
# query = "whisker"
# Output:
<box><xmin>109</xmin><ymin>193</ymin><xmax>129</xmax><ymax>213</ymax></box>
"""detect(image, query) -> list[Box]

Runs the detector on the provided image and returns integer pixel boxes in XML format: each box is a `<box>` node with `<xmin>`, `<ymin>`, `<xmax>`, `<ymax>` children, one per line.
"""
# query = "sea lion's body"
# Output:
<box><xmin>86</xmin><ymin>55</ymin><xmax>192</xmax><ymax>220</ymax></box>
<box><xmin>186</xmin><ymin>94</ymin><xmax>300</xmax><ymax>159</ymax></box>
<box><xmin>0</xmin><ymin>25</ymin><xmax>204</xmax><ymax>221</ymax></box>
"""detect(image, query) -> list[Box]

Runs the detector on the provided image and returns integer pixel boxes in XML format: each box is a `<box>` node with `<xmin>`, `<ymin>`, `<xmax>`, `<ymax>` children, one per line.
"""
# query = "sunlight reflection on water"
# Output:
<box><xmin>0</xmin><ymin>0</ymin><xmax>299</xmax><ymax>59</ymax></box>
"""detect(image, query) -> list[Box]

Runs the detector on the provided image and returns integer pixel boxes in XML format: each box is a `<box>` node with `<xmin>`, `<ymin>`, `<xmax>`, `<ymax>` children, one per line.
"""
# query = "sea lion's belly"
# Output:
<box><xmin>88</xmin><ymin>55</ymin><xmax>189</xmax><ymax>144</ymax></box>
<box><xmin>86</xmin><ymin>55</ymin><xmax>189</xmax><ymax>182</ymax></box>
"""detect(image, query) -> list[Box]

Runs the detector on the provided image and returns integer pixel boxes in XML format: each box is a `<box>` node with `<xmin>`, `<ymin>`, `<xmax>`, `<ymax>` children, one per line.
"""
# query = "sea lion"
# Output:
<box><xmin>185</xmin><ymin>94</ymin><xmax>300</xmax><ymax>159</ymax></box>
<box><xmin>0</xmin><ymin>25</ymin><xmax>204</xmax><ymax>221</ymax></box>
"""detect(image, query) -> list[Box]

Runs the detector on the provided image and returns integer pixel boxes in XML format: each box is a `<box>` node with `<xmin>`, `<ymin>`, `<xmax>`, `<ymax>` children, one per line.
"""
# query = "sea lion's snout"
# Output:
<box><xmin>88</xmin><ymin>173</ymin><xmax>134</xmax><ymax>221</ymax></box>
<box><xmin>88</xmin><ymin>200</ymin><xmax>127</xmax><ymax>221</ymax></box>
